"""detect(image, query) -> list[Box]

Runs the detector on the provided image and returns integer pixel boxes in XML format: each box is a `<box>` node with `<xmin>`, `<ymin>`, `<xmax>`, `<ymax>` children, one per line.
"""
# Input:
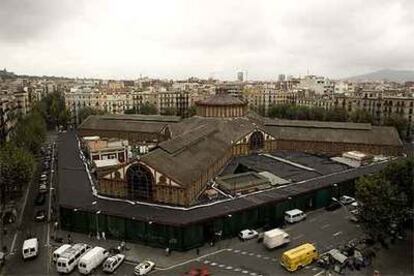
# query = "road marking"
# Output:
<box><xmin>293</xmin><ymin>234</ymin><xmax>304</xmax><ymax>240</ymax></box>
<box><xmin>321</xmin><ymin>224</ymin><xmax>330</xmax><ymax>229</ymax></box>
<box><xmin>157</xmin><ymin>248</ymin><xmax>228</xmax><ymax>271</ymax></box>
<box><xmin>313</xmin><ymin>270</ymin><xmax>325</xmax><ymax>276</ymax></box>
<box><xmin>10</xmin><ymin>232</ymin><xmax>18</xmax><ymax>253</ymax></box>
<box><xmin>333</xmin><ymin>231</ymin><xmax>343</xmax><ymax>237</ymax></box>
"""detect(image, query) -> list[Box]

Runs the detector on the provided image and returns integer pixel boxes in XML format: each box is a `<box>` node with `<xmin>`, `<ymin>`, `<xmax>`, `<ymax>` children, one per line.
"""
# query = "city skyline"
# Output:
<box><xmin>1</xmin><ymin>0</ymin><xmax>413</xmax><ymax>80</ymax></box>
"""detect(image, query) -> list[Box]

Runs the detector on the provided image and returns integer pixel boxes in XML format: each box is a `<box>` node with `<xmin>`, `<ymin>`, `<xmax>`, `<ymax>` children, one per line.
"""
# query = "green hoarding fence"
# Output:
<box><xmin>60</xmin><ymin>179</ymin><xmax>357</xmax><ymax>251</ymax></box>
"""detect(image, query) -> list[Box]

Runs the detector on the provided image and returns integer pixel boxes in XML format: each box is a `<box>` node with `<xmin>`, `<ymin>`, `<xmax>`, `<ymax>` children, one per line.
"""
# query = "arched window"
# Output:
<box><xmin>249</xmin><ymin>131</ymin><xmax>264</xmax><ymax>151</ymax></box>
<box><xmin>126</xmin><ymin>164</ymin><xmax>154</xmax><ymax>201</ymax></box>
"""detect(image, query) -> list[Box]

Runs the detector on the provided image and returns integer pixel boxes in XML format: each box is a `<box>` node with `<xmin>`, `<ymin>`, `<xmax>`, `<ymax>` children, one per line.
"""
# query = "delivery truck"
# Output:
<box><xmin>263</xmin><ymin>228</ymin><xmax>290</xmax><ymax>249</ymax></box>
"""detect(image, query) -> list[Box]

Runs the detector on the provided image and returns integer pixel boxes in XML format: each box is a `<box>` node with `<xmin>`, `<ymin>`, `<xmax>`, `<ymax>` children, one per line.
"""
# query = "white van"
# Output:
<box><xmin>52</xmin><ymin>244</ymin><xmax>71</xmax><ymax>263</ymax></box>
<box><xmin>78</xmin><ymin>246</ymin><xmax>109</xmax><ymax>275</ymax></box>
<box><xmin>263</xmin><ymin>228</ymin><xmax>290</xmax><ymax>249</ymax></box>
<box><xmin>284</xmin><ymin>209</ymin><xmax>306</xmax><ymax>224</ymax></box>
<box><xmin>22</xmin><ymin>238</ymin><xmax>39</xmax><ymax>260</ymax></box>
<box><xmin>56</xmin><ymin>243</ymin><xmax>90</xmax><ymax>273</ymax></box>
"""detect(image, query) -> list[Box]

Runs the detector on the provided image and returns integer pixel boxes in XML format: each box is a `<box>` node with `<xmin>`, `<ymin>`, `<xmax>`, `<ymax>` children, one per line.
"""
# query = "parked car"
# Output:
<box><xmin>350</xmin><ymin>209</ymin><xmax>360</xmax><ymax>216</ymax></box>
<box><xmin>35</xmin><ymin>193</ymin><xmax>46</xmax><ymax>206</ymax></box>
<box><xmin>22</xmin><ymin>238</ymin><xmax>39</xmax><ymax>260</ymax></box>
<box><xmin>34</xmin><ymin>210</ymin><xmax>46</xmax><ymax>222</ymax></box>
<box><xmin>134</xmin><ymin>260</ymin><xmax>155</xmax><ymax>275</ymax></box>
<box><xmin>39</xmin><ymin>184</ymin><xmax>48</xmax><ymax>194</ymax></box>
<box><xmin>238</xmin><ymin>229</ymin><xmax>259</xmax><ymax>241</ymax></box>
<box><xmin>103</xmin><ymin>254</ymin><xmax>125</xmax><ymax>273</ymax></box>
<box><xmin>340</xmin><ymin>195</ymin><xmax>356</xmax><ymax>205</ymax></box>
<box><xmin>325</xmin><ymin>200</ymin><xmax>341</xmax><ymax>211</ymax></box>
<box><xmin>284</xmin><ymin>209</ymin><xmax>306</xmax><ymax>224</ymax></box>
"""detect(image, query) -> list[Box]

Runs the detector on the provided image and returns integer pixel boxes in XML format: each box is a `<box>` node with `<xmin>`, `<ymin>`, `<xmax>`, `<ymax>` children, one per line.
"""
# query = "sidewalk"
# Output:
<box><xmin>54</xmin><ymin>230</ymin><xmax>234</xmax><ymax>269</ymax></box>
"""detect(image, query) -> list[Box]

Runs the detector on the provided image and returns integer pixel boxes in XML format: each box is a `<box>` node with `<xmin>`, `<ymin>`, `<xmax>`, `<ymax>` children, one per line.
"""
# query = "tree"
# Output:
<box><xmin>323</xmin><ymin>108</ymin><xmax>347</xmax><ymax>122</ymax></box>
<box><xmin>349</xmin><ymin>110</ymin><xmax>373</xmax><ymax>124</ymax></box>
<box><xmin>78</xmin><ymin>107</ymin><xmax>106</xmax><ymax>124</ymax></box>
<box><xmin>187</xmin><ymin>106</ymin><xmax>197</xmax><ymax>117</ymax></box>
<box><xmin>355</xmin><ymin>158</ymin><xmax>413</xmax><ymax>240</ymax></box>
<box><xmin>384</xmin><ymin>114</ymin><xmax>409</xmax><ymax>140</ymax></box>
<box><xmin>161</xmin><ymin>107</ymin><xmax>177</xmax><ymax>116</ymax></box>
<box><xmin>34</xmin><ymin>92</ymin><xmax>71</xmax><ymax>129</ymax></box>
<box><xmin>10</xmin><ymin>111</ymin><xmax>47</xmax><ymax>154</ymax></box>
<box><xmin>0</xmin><ymin>142</ymin><xmax>35</xmax><ymax>199</ymax></box>
<box><xmin>138</xmin><ymin>103</ymin><xmax>157</xmax><ymax>115</ymax></box>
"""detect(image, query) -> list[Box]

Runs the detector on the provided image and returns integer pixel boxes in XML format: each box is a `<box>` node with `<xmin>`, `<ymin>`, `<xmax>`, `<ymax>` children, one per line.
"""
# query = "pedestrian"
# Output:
<box><xmin>196</xmin><ymin>248</ymin><xmax>200</xmax><ymax>255</ymax></box>
<box><xmin>102</xmin><ymin>231</ymin><xmax>106</xmax><ymax>240</ymax></box>
<box><xmin>88</xmin><ymin>232</ymin><xmax>92</xmax><ymax>240</ymax></box>
<box><xmin>67</xmin><ymin>234</ymin><xmax>72</xmax><ymax>244</ymax></box>
<box><xmin>165</xmin><ymin>247</ymin><xmax>170</xmax><ymax>256</ymax></box>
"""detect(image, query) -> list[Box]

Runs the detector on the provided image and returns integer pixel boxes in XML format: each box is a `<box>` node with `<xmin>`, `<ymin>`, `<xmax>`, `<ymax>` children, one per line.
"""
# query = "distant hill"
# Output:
<box><xmin>345</xmin><ymin>69</ymin><xmax>414</xmax><ymax>82</ymax></box>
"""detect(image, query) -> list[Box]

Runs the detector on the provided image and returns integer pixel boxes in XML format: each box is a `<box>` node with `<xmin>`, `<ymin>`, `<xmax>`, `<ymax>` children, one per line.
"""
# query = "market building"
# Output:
<box><xmin>59</xmin><ymin>93</ymin><xmax>404</xmax><ymax>250</ymax></box>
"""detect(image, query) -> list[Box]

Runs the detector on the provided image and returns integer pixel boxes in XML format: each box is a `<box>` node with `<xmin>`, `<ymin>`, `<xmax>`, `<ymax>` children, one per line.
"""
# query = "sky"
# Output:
<box><xmin>0</xmin><ymin>0</ymin><xmax>413</xmax><ymax>80</ymax></box>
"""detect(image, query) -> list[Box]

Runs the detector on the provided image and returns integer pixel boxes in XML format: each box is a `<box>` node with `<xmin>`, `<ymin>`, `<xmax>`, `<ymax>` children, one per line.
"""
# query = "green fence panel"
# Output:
<box><xmin>182</xmin><ymin>225</ymin><xmax>204</xmax><ymax>250</ymax></box>
<box><xmin>315</xmin><ymin>189</ymin><xmax>330</xmax><ymax>208</ymax></box>
<box><xmin>73</xmin><ymin>211</ymin><xmax>91</xmax><ymax>234</ymax></box>
<box><xmin>106</xmin><ymin>215</ymin><xmax>125</xmax><ymax>239</ymax></box>
<box><xmin>125</xmin><ymin>219</ymin><xmax>146</xmax><ymax>241</ymax></box>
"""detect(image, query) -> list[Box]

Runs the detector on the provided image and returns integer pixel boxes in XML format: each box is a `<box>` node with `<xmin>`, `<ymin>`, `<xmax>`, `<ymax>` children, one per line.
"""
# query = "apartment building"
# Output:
<box><xmin>298</xmin><ymin>75</ymin><xmax>334</xmax><ymax>95</ymax></box>
<box><xmin>244</xmin><ymin>86</ymin><xmax>296</xmax><ymax>115</ymax></box>
<box><xmin>334</xmin><ymin>91</ymin><xmax>414</xmax><ymax>132</ymax></box>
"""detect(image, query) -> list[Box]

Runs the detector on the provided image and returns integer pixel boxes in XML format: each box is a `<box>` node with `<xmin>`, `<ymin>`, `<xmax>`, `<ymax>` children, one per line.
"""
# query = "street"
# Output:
<box><xmin>2</xmin><ymin>132</ymin><xmax>57</xmax><ymax>276</ymax></box>
<box><xmin>152</xmin><ymin>207</ymin><xmax>363</xmax><ymax>276</ymax></box>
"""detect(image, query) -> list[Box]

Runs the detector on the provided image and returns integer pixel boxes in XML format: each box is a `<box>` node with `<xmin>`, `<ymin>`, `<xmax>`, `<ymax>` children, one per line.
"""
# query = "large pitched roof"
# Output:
<box><xmin>79</xmin><ymin>114</ymin><xmax>181</xmax><ymax>134</ymax></box>
<box><xmin>141</xmin><ymin>117</ymin><xmax>258</xmax><ymax>186</ymax></box>
<box><xmin>264</xmin><ymin>119</ymin><xmax>402</xmax><ymax>146</ymax></box>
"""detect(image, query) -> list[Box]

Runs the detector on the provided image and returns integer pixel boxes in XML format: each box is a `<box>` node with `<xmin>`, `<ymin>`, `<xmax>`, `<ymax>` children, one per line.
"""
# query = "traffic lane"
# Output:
<box><xmin>151</xmin><ymin>260</ymin><xmax>242</xmax><ymax>276</ymax></box>
<box><xmin>183</xmin><ymin>208</ymin><xmax>363</xmax><ymax>276</ymax></box>
<box><xmin>201</xmin><ymin>248</ymin><xmax>279</xmax><ymax>276</ymax></box>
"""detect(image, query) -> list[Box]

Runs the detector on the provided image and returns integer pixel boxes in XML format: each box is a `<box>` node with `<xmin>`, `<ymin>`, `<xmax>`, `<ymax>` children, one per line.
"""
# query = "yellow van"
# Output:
<box><xmin>280</xmin><ymin>243</ymin><xmax>318</xmax><ymax>272</ymax></box>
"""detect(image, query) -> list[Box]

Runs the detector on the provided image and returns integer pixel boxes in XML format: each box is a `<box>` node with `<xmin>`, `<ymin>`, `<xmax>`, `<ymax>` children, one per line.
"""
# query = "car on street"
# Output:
<box><xmin>325</xmin><ymin>199</ymin><xmax>341</xmax><ymax>211</ymax></box>
<box><xmin>284</xmin><ymin>209</ymin><xmax>306</xmax><ymax>223</ymax></box>
<box><xmin>39</xmin><ymin>184</ymin><xmax>48</xmax><ymax>193</ymax></box>
<box><xmin>350</xmin><ymin>208</ymin><xmax>360</xmax><ymax>215</ymax></box>
<box><xmin>238</xmin><ymin>229</ymin><xmax>259</xmax><ymax>241</ymax></box>
<box><xmin>40</xmin><ymin>174</ymin><xmax>48</xmax><ymax>181</ymax></box>
<box><xmin>35</xmin><ymin>193</ymin><xmax>46</xmax><ymax>205</ymax></box>
<box><xmin>103</xmin><ymin>254</ymin><xmax>125</xmax><ymax>273</ymax></box>
<box><xmin>134</xmin><ymin>260</ymin><xmax>155</xmax><ymax>275</ymax></box>
<box><xmin>34</xmin><ymin>210</ymin><xmax>46</xmax><ymax>222</ymax></box>
<box><xmin>340</xmin><ymin>195</ymin><xmax>356</xmax><ymax>205</ymax></box>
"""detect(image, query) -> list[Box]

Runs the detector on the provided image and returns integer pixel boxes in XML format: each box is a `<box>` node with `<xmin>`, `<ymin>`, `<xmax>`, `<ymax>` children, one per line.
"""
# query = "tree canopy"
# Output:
<box><xmin>10</xmin><ymin>111</ymin><xmax>47</xmax><ymax>154</ymax></box>
<box><xmin>78</xmin><ymin>107</ymin><xmax>106</xmax><ymax>124</ymax></box>
<box><xmin>355</xmin><ymin>158</ymin><xmax>414</xmax><ymax>239</ymax></box>
<box><xmin>0</xmin><ymin>142</ymin><xmax>35</xmax><ymax>199</ymax></box>
<box><xmin>266</xmin><ymin>103</ymin><xmax>410</xmax><ymax>140</ymax></box>
<box><xmin>34</xmin><ymin>92</ymin><xmax>71</xmax><ymax>129</ymax></box>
